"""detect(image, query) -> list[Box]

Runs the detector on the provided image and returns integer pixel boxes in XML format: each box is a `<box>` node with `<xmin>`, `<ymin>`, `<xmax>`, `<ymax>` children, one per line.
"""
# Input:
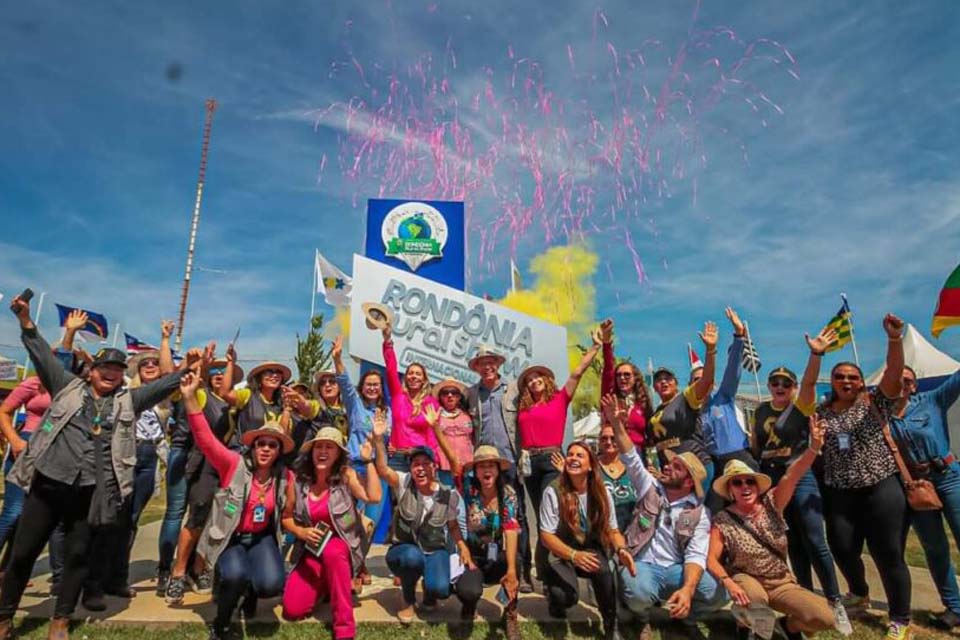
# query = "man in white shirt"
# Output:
<box><xmin>603</xmin><ymin>396</ymin><xmax>727</xmax><ymax>636</ymax></box>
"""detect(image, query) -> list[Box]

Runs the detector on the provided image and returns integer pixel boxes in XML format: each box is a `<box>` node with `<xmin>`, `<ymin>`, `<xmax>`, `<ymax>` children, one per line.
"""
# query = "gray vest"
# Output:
<box><xmin>9</xmin><ymin>378</ymin><xmax>137</xmax><ymax>497</ymax></box>
<box><xmin>392</xmin><ymin>478</ymin><xmax>453</xmax><ymax>552</ymax></box>
<box><xmin>467</xmin><ymin>381</ymin><xmax>520</xmax><ymax>454</ymax></box>
<box><xmin>197</xmin><ymin>461</ymin><xmax>288</xmax><ymax>568</ymax></box>
<box><xmin>624</xmin><ymin>485</ymin><xmax>703</xmax><ymax>559</ymax></box>
<box><xmin>288</xmin><ymin>481</ymin><xmax>368</xmax><ymax>577</ymax></box>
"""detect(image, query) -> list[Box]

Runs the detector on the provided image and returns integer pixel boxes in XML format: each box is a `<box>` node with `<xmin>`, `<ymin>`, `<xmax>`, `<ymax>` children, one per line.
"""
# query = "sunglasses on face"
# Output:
<box><xmin>208</xmin><ymin>367</ymin><xmax>226</xmax><ymax>376</ymax></box>
<box><xmin>598</xmin><ymin>435</ymin><xmax>616</xmax><ymax>443</ymax></box>
<box><xmin>262</xmin><ymin>369</ymin><xmax>283</xmax><ymax>378</ymax></box>
<box><xmin>320</xmin><ymin>378</ymin><xmax>337</xmax><ymax>386</ymax></box>
<box><xmin>730</xmin><ymin>477</ymin><xmax>758</xmax><ymax>488</ymax></box>
<box><xmin>902</xmin><ymin>378</ymin><xmax>917</xmax><ymax>386</ymax></box>
<box><xmin>769</xmin><ymin>379</ymin><xmax>794</xmax><ymax>389</ymax></box>
<box><xmin>833</xmin><ymin>374</ymin><xmax>861</xmax><ymax>382</ymax></box>
<box><xmin>139</xmin><ymin>359</ymin><xmax>159</xmax><ymax>368</ymax></box>
<box><xmin>616</xmin><ymin>372</ymin><xmax>634</xmax><ymax>379</ymax></box>
<box><xmin>440</xmin><ymin>389</ymin><xmax>461</xmax><ymax>397</ymax></box>
<box><xmin>255</xmin><ymin>439</ymin><xmax>280</xmax><ymax>450</ymax></box>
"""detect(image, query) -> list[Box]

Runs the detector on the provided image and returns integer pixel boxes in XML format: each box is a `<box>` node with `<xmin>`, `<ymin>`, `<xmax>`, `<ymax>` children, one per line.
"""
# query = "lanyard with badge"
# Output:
<box><xmin>252</xmin><ymin>477</ymin><xmax>274</xmax><ymax>524</ymax></box>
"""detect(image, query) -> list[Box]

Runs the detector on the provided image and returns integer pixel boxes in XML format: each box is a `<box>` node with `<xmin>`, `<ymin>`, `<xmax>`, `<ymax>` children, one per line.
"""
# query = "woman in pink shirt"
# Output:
<box><xmin>0</xmin><ymin>376</ymin><xmax>51</xmax><ymax>553</ymax></box>
<box><xmin>430</xmin><ymin>379</ymin><xmax>473</xmax><ymax>488</ymax></box>
<box><xmin>598</xmin><ymin>318</ymin><xmax>653</xmax><ymax>448</ymax></box>
<box><xmin>517</xmin><ymin>333</ymin><xmax>601</xmax><ymax>581</ymax></box>
<box><xmin>181</xmin><ymin>371</ymin><xmax>294</xmax><ymax>640</ymax></box>
<box><xmin>380</xmin><ymin>322</ymin><xmax>439</xmax><ymax>472</ymax></box>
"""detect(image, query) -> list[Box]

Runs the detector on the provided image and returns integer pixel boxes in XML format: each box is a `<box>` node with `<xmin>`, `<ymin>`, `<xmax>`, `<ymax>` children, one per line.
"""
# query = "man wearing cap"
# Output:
<box><xmin>465</xmin><ymin>346</ymin><xmax>534</xmax><ymax>593</ymax></box>
<box><xmin>602</xmin><ymin>395</ymin><xmax>726</xmax><ymax>636</ymax></box>
<box><xmin>0</xmin><ymin>295</ymin><xmax>190</xmax><ymax>640</ymax></box>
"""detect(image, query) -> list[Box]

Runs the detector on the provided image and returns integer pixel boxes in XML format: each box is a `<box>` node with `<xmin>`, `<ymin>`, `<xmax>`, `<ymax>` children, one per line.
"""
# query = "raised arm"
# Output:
<box><xmin>799</xmin><ymin>327</ymin><xmax>837</xmax><ymax>408</ymax></box>
<box><xmin>331</xmin><ymin>336</ymin><xmax>346</xmax><ymax>375</ymax></box>
<box><xmin>878</xmin><ymin>314</ymin><xmax>905</xmax><ymax>399</ymax></box>
<box><xmin>599</xmin><ymin>319</ymin><xmax>615</xmax><ymax>396</ymax></box>
<box><xmin>707</xmin><ymin>527</ymin><xmax>750</xmax><ymax>606</ymax></box>
<box><xmin>181</xmin><ymin>371</ymin><xmax>239</xmax><ymax>483</ymax></box>
<box><xmin>159</xmin><ymin>320</ymin><xmax>176</xmax><ymax>374</ymax></box>
<box><xmin>344</xmin><ymin>458</ymin><xmax>382</xmax><ymax>503</ymax></box>
<box><xmin>219</xmin><ymin>343</ymin><xmax>240</xmax><ymax>405</ymax></box>
<box><xmin>10</xmin><ymin>296</ymin><xmax>73</xmax><ymax>397</ymax></box>
<box><xmin>381</xmin><ymin>328</ymin><xmax>403</xmax><ymax>398</ymax></box>
<box><xmin>692</xmin><ymin>321</ymin><xmax>719</xmax><ymax>403</ymax></box>
<box><xmin>933</xmin><ymin>368</ymin><xmax>960</xmax><ymax>416</ymax></box>
<box><xmin>716</xmin><ymin>308</ymin><xmax>746</xmax><ymax>400</ymax></box>
<box><xmin>61</xmin><ymin>309</ymin><xmax>88</xmax><ymax>353</ymax></box>
<box><xmin>371</xmin><ymin>410</ymin><xmax>399</xmax><ymax>488</ymax></box>
<box><xmin>772</xmin><ymin>415</ymin><xmax>823</xmax><ymax>512</ymax></box>
<box><xmin>564</xmin><ymin>332</ymin><xmax>602</xmax><ymax>397</ymax></box>
<box><xmin>603</xmin><ymin>394</ymin><xmax>656</xmax><ymax>495</ymax></box>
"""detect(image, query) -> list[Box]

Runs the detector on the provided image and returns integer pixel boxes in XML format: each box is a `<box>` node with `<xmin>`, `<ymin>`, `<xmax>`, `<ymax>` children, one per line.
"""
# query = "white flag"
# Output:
<box><xmin>510</xmin><ymin>259</ymin><xmax>523</xmax><ymax>293</ymax></box>
<box><xmin>315</xmin><ymin>251</ymin><xmax>352</xmax><ymax>307</ymax></box>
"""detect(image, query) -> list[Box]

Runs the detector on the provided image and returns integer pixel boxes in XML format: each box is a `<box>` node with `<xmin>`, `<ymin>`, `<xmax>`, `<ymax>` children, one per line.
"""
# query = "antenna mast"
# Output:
<box><xmin>175</xmin><ymin>98</ymin><xmax>217</xmax><ymax>352</ymax></box>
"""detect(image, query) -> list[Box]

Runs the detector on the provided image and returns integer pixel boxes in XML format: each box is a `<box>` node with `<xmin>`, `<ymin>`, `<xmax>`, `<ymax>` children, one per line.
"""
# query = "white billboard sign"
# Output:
<box><xmin>349</xmin><ymin>254</ymin><xmax>569</xmax><ymax>386</ymax></box>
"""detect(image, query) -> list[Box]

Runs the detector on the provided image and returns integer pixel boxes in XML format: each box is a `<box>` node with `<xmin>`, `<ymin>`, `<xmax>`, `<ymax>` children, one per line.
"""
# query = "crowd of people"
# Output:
<box><xmin>0</xmin><ymin>292</ymin><xmax>958</xmax><ymax>640</ymax></box>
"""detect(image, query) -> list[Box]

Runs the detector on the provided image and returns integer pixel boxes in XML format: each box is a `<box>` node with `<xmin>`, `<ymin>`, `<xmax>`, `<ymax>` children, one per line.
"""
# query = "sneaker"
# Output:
<box><xmin>518</xmin><ymin>573</ymin><xmax>534</xmax><ymax>594</ymax></box>
<box><xmin>189</xmin><ymin>570</ymin><xmax>213</xmax><ymax>595</ymax></box>
<box><xmin>165</xmin><ymin>575</ymin><xmax>187</xmax><ymax>605</ymax></box>
<box><xmin>156</xmin><ymin>569</ymin><xmax>170</xmax><ymax>598</ymax></box>
<box><xmin>932</xmin><ymin>610</ymin><xmax>960</xmax><ymax>629</ymax></box>
<box><xmin>397</xmin><ymin>604</ymin><xmax>416</xmax><ymax>625</ymax></box>
<box><xmin>885</xmin><ymin>621</ymin><xmax>912</xmax><ymax>640</ymax></box>
<box><xmin>841</xmin><ymin>592</ymin><xmax>869</xmax><ymax>612</ymax></box>
<box><xmin>207</xmin><ymin>623</ymin><xmax>226</xmax><ymax>640</ymax></box>
<box><xmin>831</xmin><ymin>599</ymin><xmax>853</xmax><ymax>636</ymax></box>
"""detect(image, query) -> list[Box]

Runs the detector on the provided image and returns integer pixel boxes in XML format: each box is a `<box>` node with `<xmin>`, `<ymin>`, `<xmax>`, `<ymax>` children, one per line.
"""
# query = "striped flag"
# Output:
<box><xmin>687</xmin><ymin>343</ymin><xmax>703</xmax><ymax>370</ymax></box>
<box><xmin>124</xmin><ymin>333</ymin><xmax>158</xmax><ymax>355</ymax></box>
<box><xmin>741</xmin><ymin>333</ymin><xmax>762</xmax><ymax>373</ymax></box>
<box><xmin>822</xmin><ymin>296</ymin><xmax>854</xmax><ymax>353</ymax></box>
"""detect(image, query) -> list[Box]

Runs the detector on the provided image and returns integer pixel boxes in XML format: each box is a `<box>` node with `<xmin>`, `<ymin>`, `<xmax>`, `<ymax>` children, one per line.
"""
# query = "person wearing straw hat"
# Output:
<box><xmin>600</xmin><ymin>395</ymin><xmax>725</xmax><ymax>638</ymax></box>
<box><xmin>749</xmin><ymin>327</ymin><xmax>850</xmax><ymax>635</ymax></box>
<box><xmin>372</xmin><ymin>412</ymin><xmax>466</xmax><ymax>625</ymax></box>
<box><xmin>218</xmin><ymin>343</ymin><xmax>292</xmax><ymax>439</ymax></box>
<box><xmin>0</xmin><ymin>295</ymin><xmax>189</xmax><ymax>640</ymax></box>
<box><xmin>465</xmin><ymin>345</ymin><xmax>535</xmax><ymax>593</ymax></box>
<box><xmin>430</xmin><ymin>378</ymin><xmax>473</xmax><ymax>487</ymax></box>
<box><xmin>454</xmin><ymin>446</ymin><xmax>521</xmax><ymax>638</ymax></box>
<box><xmin>281</xmin><ymin>426</ymin><xmax>381</xmax><ymax>640</ymax></box>
<box><xmin>707</xmin><ymin>415</ymin><xmax>835</xmax><ymax>640</ymax></box>
<box><xmin>180</xmin><ymin>370</ymin><xmax>293</xmax><ymax>640</ymax></box>
<box><xmin>165</xmin><ymin>344</ymin><xmax>244</xmax><ymax>603</ymax></box>
<box><xmin>517</xmin><ymin>332</ymin><xmax>602</xmax><ymax>584</ymax></box>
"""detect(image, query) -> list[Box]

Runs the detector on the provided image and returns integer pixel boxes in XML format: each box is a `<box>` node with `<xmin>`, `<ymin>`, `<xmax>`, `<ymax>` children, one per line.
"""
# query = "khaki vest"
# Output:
<box><xmin>288</xmin><ymin>481</ymin><xmax>368</xmax><ymax>577</ymax></box>
<box><xmin>392</xmin><ymin>478</ymin><xmax>452</xmax><ymax>552</ymax></box>
<box><xmin>9</xmin><ymin>378</ymin><xmax>137</xmax><ymax>497</ymax></box>
<box><xmin>623</xmin><ymin>485</ymin><xmax>703</xmax><ymax>558</ymax></box>
<box><xmin>197</xmin><ymin>461</ymin><xmax>287</xmax><ymax>568</ymax></box>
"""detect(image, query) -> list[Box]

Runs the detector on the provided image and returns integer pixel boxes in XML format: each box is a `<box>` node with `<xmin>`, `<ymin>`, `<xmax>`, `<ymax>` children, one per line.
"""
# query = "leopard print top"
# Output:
<box><xmin>713</xmin><ymin>494</ymin><xmax>789</xmax><ymax>579</ymax></box>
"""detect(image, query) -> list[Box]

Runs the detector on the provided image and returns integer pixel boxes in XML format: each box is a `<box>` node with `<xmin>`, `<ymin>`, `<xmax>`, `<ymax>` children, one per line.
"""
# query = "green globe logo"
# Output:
<box><xmin>397</xmin><ymin>214</ymin><xmax>432</xmax><ymax>241</ymax></box>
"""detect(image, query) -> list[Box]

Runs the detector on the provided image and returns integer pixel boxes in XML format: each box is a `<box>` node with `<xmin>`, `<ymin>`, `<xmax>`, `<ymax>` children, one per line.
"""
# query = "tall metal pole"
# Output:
<box><xmin>175</xmin><ymin>98</ymin><xmax>217</xmax><ymax>353</ymax></box>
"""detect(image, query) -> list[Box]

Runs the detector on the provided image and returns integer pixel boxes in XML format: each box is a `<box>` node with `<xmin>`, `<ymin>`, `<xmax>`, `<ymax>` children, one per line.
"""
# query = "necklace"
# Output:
<box><xmin>255</xmin><ymin>476</ymin><xmax>275</xmax><ymax>505</ymax></box>
<box><xmin>90</xmin><ymin>396</ymin><xmax>110</xmax><ymax>436</ymax></box>
<box><xmin>600</xmin><ymin>459</ymin><xmax>622</xmax><ymax>477</ymax></box>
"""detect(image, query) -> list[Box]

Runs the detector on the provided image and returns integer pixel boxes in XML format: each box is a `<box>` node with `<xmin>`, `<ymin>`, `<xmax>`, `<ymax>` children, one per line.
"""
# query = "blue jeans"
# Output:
<box><xmin>158</xmin><ymin>445</ymin><xmax>189</xmax><ymax>571</ymax></box>
<box><xmin>214</xmin><ymin>533</ymin><xmax>285</xmax><ymax>630</ymax></box>
<box><xmin>784</xmin><ymin>469</ymin><xmax>841</xmax><ymax>601</ymax></box>
<box><xmin>620</xmin><ymin>561</ymin><xmax>727</xmax><ymax>619</ymax></box>
<box><xmin>0</xmin><ymin>432</ymin><xmax>31</xmax><ymax>550</ymax></box>
<box><xmin>130</xmin><ymin>442</ymin><xmax>159</xmax><ymax>526</ymax></box>
<box><xmin>385</xmin><ymin>543</ymin><xmax>450</xmax><ymax>606</ymax></box>
<box><xmin>911</xmin><ymin>461</ymin><xmax>960</xmax><ymax>615</ymax></box>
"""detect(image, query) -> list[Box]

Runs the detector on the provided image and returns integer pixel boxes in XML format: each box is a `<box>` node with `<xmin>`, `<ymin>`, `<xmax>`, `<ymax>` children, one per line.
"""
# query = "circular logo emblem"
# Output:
<box><xmin>381</xmin><ymin>202</ymin><xmax>448</xmax><ymax>271</ymax></box>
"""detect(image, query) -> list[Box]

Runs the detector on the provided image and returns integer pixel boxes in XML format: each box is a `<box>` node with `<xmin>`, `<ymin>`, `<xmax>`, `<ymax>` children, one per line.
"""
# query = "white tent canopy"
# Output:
<box><xmin>573</xmin><ymin>410</ymin><xmax>602</xmax><ymax>441</ymax></box>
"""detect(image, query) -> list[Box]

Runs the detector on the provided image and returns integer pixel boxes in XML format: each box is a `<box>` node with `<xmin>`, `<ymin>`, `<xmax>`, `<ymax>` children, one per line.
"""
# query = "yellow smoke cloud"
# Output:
<box><xmin>497</xmin><ymin>243</ymin><xmax>601</xmax><ymax>418</ymax></box>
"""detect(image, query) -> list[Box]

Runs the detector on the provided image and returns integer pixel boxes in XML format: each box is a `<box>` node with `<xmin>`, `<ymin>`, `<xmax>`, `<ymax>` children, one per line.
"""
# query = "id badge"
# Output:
<box><xmin>252</xmin><ymin>505</ymin><xmax>266</xmax><ymax>524</ymax></box>
<box><xmin>487</xmin><ymin>542</ymin><xmax>499</xmax><ymax>562</ymax></box>
<box><xmin>837</xmin><ymin>433</ymin><xmax>851</xmax><ymax>451</ymax></box>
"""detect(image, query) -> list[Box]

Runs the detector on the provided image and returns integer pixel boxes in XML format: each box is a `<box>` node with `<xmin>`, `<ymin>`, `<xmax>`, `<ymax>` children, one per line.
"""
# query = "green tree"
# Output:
<box><xmin>295</xmin><ymin>314</ymin><xmax>333</xmax><ymax>385</ymax></box>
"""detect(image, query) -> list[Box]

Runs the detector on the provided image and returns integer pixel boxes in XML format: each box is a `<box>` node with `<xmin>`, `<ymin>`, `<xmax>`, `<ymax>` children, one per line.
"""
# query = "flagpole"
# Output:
<box><xmin>22</xmin><ymin>292</ymin><xmax>46</xmax><ymax>376</ymax></box>
<box><xmin>745</xmin><ymin>321</ymin><xmax>763</xmax><ymax>403</ymax></box>
<box><xmin>841</xmin><ymin>293</ymin><xmax>861</xmax><ymax>368</ymax></box>
<box><xmin>112</xmin><ymin>324</ymin><xmax>120</xmax><ymax>349</ymax></box>
<box><xmin>310</xmin><ymin>250</ymin><xmax>318</xmax><ymax>323</ymax></box>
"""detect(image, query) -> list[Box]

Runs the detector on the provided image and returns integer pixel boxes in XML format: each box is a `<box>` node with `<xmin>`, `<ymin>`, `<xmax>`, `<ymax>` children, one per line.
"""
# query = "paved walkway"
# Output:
<box><xmin>14</xmin><ymin>522</ymin><xmax>945</xmax><ymax>625</ymax></box>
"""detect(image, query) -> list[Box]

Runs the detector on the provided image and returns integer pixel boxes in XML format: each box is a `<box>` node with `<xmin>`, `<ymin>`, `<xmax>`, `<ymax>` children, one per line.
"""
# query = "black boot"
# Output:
<box><xmin>81</xmin><ymin>588</ymin><xmax>106</xmax><ymax>612</ymax></box>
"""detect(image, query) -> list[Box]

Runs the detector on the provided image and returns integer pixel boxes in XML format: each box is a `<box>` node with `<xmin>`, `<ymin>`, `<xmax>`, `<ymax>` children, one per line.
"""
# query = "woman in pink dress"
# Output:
<box><xmin>430</xmin><ymin>379</ymin><xmax>473</xmax><ymax>488</ymax></box>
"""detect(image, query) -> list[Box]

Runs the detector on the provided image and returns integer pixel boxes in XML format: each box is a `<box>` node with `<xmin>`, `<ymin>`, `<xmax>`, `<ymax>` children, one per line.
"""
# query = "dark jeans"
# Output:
<box><xmin>501</xmin><ymin>464</ymin><xmax>533</xmax><ymax>578</ymax></box>
<box><xmin>159</xmin><ymin>445</ymin><xmax>189</xmax><ymax>571</ymax></box>
<box><xmin>111</xmin><ymin>441</ymin><xmax>159</xmax><ymax>587</ymax></box>
<box><xmin>0</xmin><ymin>473</ymin><xmax>95</xmax><ymax>619</ymax></box>
<box><xmin>543</xmin><ymin>545</ymin><xmax>616</xmax><ymax>629</ymax></box>
<box><xmin>763</xmin><ymin>465</ymin><xmax>841</xmax><ymax>601</ymax></box>
<box><xmin>911</xmin><ymin>461</ymin><xmax>960</xmax><ymax>615</ymax></box>
<box><xmin>523</xmin><ymin>452</ymin><xmax>559</xmax><ymax>579</ymax></box>
<box><xmin>214</xmin><ymin>532</ymin><xmax>285</xmax><ymax>630</ymax></box>
<box><xmin>0</xmin><ymin>433</ymin><xmax>32</xmax><ymax>549</ymax></box>
<box><xmin>455</xmin><ymin>551</ymin><xmax>516</xmax><ymax>611</ymax></box>
<box><xmin>824</xmin><ymin>474</ymin><xmax>911</xmax><ymax>622</ymax></box>
<box><xmin>385</xmin><ymin>543</ymin><xmax>450</xmax><ymax>605</ymax></box>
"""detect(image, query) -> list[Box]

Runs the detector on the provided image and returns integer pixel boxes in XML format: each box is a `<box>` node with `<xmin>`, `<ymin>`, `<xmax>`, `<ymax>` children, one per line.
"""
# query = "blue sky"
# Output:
<box><xmin>1</xmin><ymin>0</ymin><xmax>959</xmax><ymax>382</ymax></box>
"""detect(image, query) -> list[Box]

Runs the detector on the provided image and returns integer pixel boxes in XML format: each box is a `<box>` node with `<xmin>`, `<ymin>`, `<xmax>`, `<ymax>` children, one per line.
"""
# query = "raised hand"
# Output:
<box><xmin>550</xmin><ymin>450</ymin><xmax>565</xmax><ymax>473</ymax></box>
<box><xmin>372</xmin><ymin>409</ymin><xmax>389</xmax><ymax>439</ymax></box>
<box><xmin>331</xmin><ymin>336</ymin><xmax>343</xmax><ymax>362</ymax></box>
<box><xmin>424</xmin><ymin>404</ymin><xmax>440</xmax><ymax>428</ymax></box>
<box><xmin>202</xmin><ymin>341</ymin><xmax>217</xmax><ymax>367</ymax></box>
<box><xmin>725</xmin><ymin>307</ymin><xmax>745</xmax><ymax>337</ymax></box>
<box><xmin>9</xmin><ymin>296</ymin><xmax>31</xmax><ymax>326</ymax></box>
<box><xmin>160</xmin><ymin>320</ymin><xmax>176</xmax><ymax>339</ymax></box>
<box><xmin>599</xmin><ymin>318</ymin><xmax>614</xmax><ymax>344</ymax></box>
<box><xmin>65</xmin><ymin>310</ymin><xmax>89</xmax><ymax>332</ymax></box>
<box><xmin>180</xmin><ymin>371</ymin><xmax>201</xmax><ymax>397</ymax></box>
<box><xmin>600</xmin><ymin>393</ymin><xmax>625</xmax><ymax>426</ymax></box>
<box><xmin>805</xmin><ymin>327</ymin><xmax>838</xmax><ymax>354</ymax></box>
<box><xmin>699</xmin><ymin>321</ymin><xmax>718</xmax><ymax>350</ymax></box>
<box><xmin>883</xmin><ymin>313</ymin><xmax>905</xmax><ymax>339</ymax></box>
<box><xmin>808</xmin><ymin>415</ymin><xmax>824</xmax><ymax>454</ymax></box>
<box><xmin>359</xmin><ymin>438</ymin><xmax>374</xmax><ymax>461</ymax></box>
<box><xmin>225</xmin><ymin>343</ymin><xmax>237</xmax><ymax>363</ymax></box>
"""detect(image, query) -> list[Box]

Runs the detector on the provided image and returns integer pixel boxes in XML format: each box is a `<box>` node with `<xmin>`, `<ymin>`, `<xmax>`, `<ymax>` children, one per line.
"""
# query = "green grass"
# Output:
<box><xmin>4</xmin><ymin>616</ymin><xmax>956</xmax><ymax>640</ymax></box>
<box><xmin>905</xmin><ymin>529</ymin><xmax>959</xmax><ymax>571</ymax></box>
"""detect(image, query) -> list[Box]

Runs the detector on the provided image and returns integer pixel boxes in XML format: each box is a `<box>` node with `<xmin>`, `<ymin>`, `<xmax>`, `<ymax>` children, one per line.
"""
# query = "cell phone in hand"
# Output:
<box><xmin>495</xmin><ymin>585</ymin><xmax>510</xmax><ymax>606</ymax></box>
<box><xmin>19</xmin><ymin>289</ymin><xmax>33</xmax><ymax>303</ymax></box>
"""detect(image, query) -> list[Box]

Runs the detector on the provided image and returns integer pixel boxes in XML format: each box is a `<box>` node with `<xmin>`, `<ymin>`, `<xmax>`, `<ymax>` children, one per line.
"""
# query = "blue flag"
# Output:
<box><xmin>55</xmin><ymin>304</ymin><xmax>109</xmax><ymax>341</ymax></box>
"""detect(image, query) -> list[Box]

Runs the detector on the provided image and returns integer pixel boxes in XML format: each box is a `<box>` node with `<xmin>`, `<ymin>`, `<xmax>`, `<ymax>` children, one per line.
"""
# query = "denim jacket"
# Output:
<box><xmin>890</xmin><ymin>369</ymin><xmax>960</xmax><ymax>464</ymax></box>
